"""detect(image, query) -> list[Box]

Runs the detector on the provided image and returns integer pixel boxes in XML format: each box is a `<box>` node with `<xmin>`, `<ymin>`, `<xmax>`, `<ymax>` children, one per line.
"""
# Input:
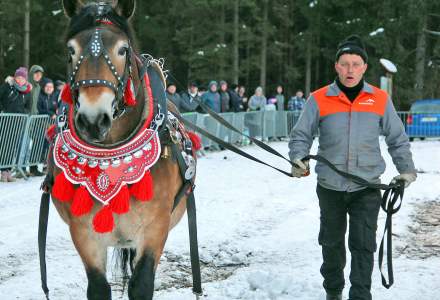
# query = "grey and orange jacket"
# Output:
<box><xmin>288</xmin><ymin>81</ymin><xmax>416</xmax><ymax>192</ymax></box>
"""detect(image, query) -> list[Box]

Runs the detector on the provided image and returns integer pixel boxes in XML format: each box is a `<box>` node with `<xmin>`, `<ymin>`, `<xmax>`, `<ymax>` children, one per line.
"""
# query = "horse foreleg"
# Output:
<box><xmin>70</xmin><ymin>225</ymin><xmax>111</xmax><ymax>300</ymax></box>
<box><xmin>128</xmin><ymin>219</ymin><xmax>170</xmax><ymax>300</ymax></box>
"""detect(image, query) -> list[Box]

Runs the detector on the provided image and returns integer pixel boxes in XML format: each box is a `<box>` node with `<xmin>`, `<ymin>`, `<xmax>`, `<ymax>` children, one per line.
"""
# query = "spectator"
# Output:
<box><xmin>54</xmin><ymin>80</ymin><xmax>69</xmax><ymax>116</ymax></box>
<box><xmin>265</xmin><ymin>97</ymin><xmax>277</xmax><ymax>111</ymax></box>
<box><xmin>228</xmin><ymin>84</ymin><xmax>242</xmax><ymax>112</ymax></box>
<box><xmin>201</xmin><ymin>81</ymin><xmax>221</xmax><ymax>113</ymax></box>
<box><xmin>166</xmin><ymin>82</ymin><xmax>182</xmax><ymax>110</ymax></box>
<box><xmin>248</xmin><ymin>86</ymin><xmax>267</xmax><ymax>111</ymax></box>
<box><xmin>275</xmin><ymin>85</ymin><xmax>285</xmax><ymax>111</ymax></box>
<box><xmin>238</xmin><ymin>85</ymin><xmax>248</xmax><ymax>111</ymax></box>
<box><xmin>28</xmin><ymin>65</ymin><xmax>44</xmax><ymax>115</ymax></box>
<box><xmin>0</xmin><ymin>67</ymin><xmax>32</xmax><ymax>182</ymax></box>
<box><xmin>180</xmin><ymin>82</ymin><xmax>201</xmax><ymax>113</ymax></box>
<box><xmin>287</xmin><ymin>90</ymin><xmax>306</xmax><ymax>111</ymax></box>
<box><xmin>38</xmin><ymin>79</ymin><xmax>58</xmax><ymax>119</ymax></box>
<box><xmin>219</xmin><ymin>80</ymin><xmax>230</xmax><ymax>113</ymax></box>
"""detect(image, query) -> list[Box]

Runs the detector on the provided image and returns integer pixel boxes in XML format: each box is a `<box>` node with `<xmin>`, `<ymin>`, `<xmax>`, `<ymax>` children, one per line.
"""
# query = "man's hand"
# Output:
<box><xmin>291</xmin><ymin>159</ymin><xmax>310</xmax><ymax>178</ymax></box>
<box><xmin>391</xmin><ymin>173</ymin><xmax>417</xmax><ymax>188</ymax></box>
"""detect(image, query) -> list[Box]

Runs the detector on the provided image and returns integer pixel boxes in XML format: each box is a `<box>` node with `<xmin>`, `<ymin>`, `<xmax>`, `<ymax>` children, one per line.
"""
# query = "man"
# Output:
<box><xmin>288</xmin><ymin>35</ymin><xmax>416</xmax><ymax>300</ymax></box>
<box><xmin>218</xmin><ymin>80</ymin><xmax>230</xmax><ymax>112</ymax></box>
<box><xmin>28</xmin><ymin>65</ymin><xmax>44</xmax><ymax>115</ymax></box>
<box><xmin>287</xmin><ymin>90</ymin><xmax>306</xmax><ymax>111</ymax></box>
<box><xmin>228</xmin><ymin>83</ymin><xmax>242</xmax><ymax>112</ymax></box>
<box><xmin>0</xmin><ymin>67</ymin><xmax>32</xmax><ymax>182</ymax></box>
<box><xmin>180</xmin><ymin>82</ymin><xmax>201</xmax><ymax>113</ymax></box>
<box><xmin>166</xmin><ymin>82</ymin><xmax>182</xmax><ymax>110</ymax></box>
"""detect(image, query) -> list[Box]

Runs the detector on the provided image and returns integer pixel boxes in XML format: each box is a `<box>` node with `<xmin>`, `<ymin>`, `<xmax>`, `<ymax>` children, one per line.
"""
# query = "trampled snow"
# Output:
<box><xmin>0</xmin><ymin>139</ymin><xmax>439</xmax><ymax>300</ymax></box>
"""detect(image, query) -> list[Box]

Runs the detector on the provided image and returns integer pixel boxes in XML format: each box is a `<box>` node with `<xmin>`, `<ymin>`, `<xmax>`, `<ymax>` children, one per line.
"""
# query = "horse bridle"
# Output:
<box><xmin>67</xmin><ymin>4</ymin><xmax>134</xmax><ymax>119</ymax></box>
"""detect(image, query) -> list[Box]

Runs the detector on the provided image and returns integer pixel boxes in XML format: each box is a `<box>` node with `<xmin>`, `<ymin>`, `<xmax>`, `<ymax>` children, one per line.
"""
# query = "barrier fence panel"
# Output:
<box><xmin>275</xmin><ymin>111</ymin><xmax>288</xmax><ymax>138</ymax></box>
<box><xmin>231</xmin><ymin>112</ymin><xmax>245</xmax><ymax>144</ymax></box>
<box><xmin>286</xmin><ymin>110</ymin><xmax>302</xmax><ymax>135</ymax></box>
<box><xmin>397</xmin><ymin>111</ymin><xmax>440</xmax><ymax>140</ymax></box>
<box><xmin>262</xmin><ymin>110</ymin><xmax>277</xmax><ymax>140</ymax></box>
<box><xmin>198</xmin><ymin>114</ymin><xmax>220</xmax><ymax>149</ymax></box>
<box><xmin>218</xmin><ymin>112</ymin><xmax>235</xmax><ymax>143</ymax></box>
<box><xmin>0</xmin><ymin>114</ymin><xmax>29</xmax><ymax>169</ymax></box>
<box><xmin>244</xmin><ymin>111</ymin><xmax>263</xmax><ymax>139</ymax></box>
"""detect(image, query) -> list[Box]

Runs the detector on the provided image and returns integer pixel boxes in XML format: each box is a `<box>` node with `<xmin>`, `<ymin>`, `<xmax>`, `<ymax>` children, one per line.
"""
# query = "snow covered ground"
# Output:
<box><xmin>0</xmin><ymin>139</ymin><xmax>439</xmax><ymax>300</ymax></box>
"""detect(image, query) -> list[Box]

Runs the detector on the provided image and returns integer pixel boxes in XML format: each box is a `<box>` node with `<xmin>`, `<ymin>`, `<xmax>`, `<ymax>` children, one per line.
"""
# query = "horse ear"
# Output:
<box><xmin>114</xmin><ymin>0</ymin><xmax>136</xmax><ymax>19</ymax></box>
<box><xmin>62</xmin><ymin>0</ymin><xmax>84</xmax><ymax>18</ymax></box>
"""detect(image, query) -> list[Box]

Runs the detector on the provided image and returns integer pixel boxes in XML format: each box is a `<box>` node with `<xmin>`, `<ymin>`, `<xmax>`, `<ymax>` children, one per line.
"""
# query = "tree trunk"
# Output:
<box><xmin>305</xmin><ymin>33</ymin><xmax>312</xmax><ymax>97</ymax></box>
<box><xmin>219</xmin><ymin>3</ymin><xmax>226</xmax><ymax>80</ymax></box>
<box><xmin>414</xmin><ymin>13</ymin><xmax>427</xmax><ymax>101</ymax></box>
<box><xmin>232</xmin><ymin>0</ymin><xmax>240</xmax><ymax>84</ymax></box>
<box><xmin>24</xmin><ymin>0</ymin><xmax>30</xmax><ymax>68</ymax></box>
<box><xmin>260</xmin><ymin>0</ymin><xmax>269</xmax><ymax>91</ymax></box>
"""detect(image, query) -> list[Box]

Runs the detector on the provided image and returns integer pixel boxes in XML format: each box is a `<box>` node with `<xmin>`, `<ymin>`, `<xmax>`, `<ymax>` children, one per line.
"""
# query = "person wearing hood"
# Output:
<box><xmin>28</xmin><ymin>65</ymin><xmax>44</xmax><ymax>116</ymax></box>
<box><xmin>37</xmin><ymin>78</ymin><xmax>58</xmax><ymax>119</ymax></box>
<box><xmin>201</xmin><ymin>81</ymin><xmax>221</xmax><ymax>113</ymax></box>
<box><xmin>0</xmin><ymin>67</ymin><xmax>33</xmax><ymax>182</ymax></box>
<box><xmin>219</xmin><ymin>80</ymin><xmax>230</xmax><ymax>113</ymax></box>
<box><xmin>248</xmin><ymin>86</ymin><xmax>267</xmax><ymax>111</ymax></box>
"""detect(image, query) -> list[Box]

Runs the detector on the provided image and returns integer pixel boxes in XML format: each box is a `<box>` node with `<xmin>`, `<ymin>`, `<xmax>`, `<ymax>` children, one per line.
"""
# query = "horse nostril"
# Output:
<box><xmin>76</xmin><ymin>113</ymin><xmax>88</xmax><ymax>131</ymax></box>
<box><xmin>97</xmin><ymin>113</ymin><xmax>111</xmax><ymax>130</ymax></box>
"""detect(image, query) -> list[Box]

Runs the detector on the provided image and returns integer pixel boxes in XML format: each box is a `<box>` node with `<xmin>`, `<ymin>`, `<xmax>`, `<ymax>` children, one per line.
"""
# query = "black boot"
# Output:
<box><xmin>326</xmin><ymin>294</ymin><xmax>342</xmax><ymax>300</ymax></box>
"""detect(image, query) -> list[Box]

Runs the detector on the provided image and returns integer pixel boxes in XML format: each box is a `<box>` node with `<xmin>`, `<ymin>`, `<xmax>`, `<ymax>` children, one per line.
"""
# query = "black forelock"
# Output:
<box><xmin>65</xmin><ymin>2</ymin><xmax>133</xmax><ymax>42</ymax></box>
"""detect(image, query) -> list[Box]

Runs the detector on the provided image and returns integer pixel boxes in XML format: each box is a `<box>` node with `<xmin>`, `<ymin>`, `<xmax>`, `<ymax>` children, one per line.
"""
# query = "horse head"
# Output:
<box><xmin>62</xmin><ymin>0</ymin><xmax>143</xmax><ymax>146</ymax></box>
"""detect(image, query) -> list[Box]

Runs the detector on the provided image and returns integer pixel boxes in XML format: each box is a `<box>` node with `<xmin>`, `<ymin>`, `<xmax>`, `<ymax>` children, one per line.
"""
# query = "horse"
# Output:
<box><xmin>45</xmin><ymin>1</ymin><xmax>198</xmax><ymax>299</ymax></box>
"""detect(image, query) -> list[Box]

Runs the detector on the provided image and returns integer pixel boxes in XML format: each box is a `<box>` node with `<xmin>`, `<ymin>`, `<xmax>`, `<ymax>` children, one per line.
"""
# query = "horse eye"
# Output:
<box><xmin>118</xmin><ymin>46</ymin><xmax>128</xmax><ymax>56</ymax></box>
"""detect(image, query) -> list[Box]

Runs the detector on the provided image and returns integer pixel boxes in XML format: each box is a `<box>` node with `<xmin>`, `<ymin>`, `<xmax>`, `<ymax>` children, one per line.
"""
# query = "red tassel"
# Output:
<box><xmin>61</xmin><ymin>84</ymin><xmax>73</xmax><ymax>105</ymax></box>
<box><xmin>45</xmin><ymin>124</ymin><xmax>56</xmax><ymax>142</ymax></box>
<box><xmin>71</xmin><ymin>186</ymin><xmax>94</xmax><ymax>216</ymax></box>
<box><xmin>130</xmin><ymin>171</ymin><xmax>154</xmax><ymax>202</ymax></box>
<box><xmin>124</xmin><ymin>77</ymin><xmax>136</xmax><ymax>106</ymax></box>
<box><xmin>52</xmin><ymin>172</ymin><xmax>74</xmax><ymax>202</ymax></box>
<box><xmin>187</xmin><ymin>131</ymin><xmax>202</xmax><ymax>151</ymax></box>
<box><xmin>92</xmin><ymin>206</ymin><xmax>114</xmax><ymax>233</ymax></box>
<box><xmin>109</xmin><ymin>185</ymin><xmax>130</xmax><ymax>214</ymax></box>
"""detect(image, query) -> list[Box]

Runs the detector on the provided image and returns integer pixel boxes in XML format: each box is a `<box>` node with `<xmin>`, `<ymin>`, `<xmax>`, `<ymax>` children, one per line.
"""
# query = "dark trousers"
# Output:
<box><xmin>316</xmin><ymin>184</ymin><xmax>382</xmax><ymax>300</ymax></box>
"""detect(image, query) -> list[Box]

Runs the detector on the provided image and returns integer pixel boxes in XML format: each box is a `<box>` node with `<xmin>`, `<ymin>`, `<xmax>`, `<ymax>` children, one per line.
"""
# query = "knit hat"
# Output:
<box><xmin>335</xmin><ymin>35</ymin><xmax>368</xmax><ymax>63</ymax></box>
<box><xmin>14</xmin><ymin>67</ymin><xmax>28</xmax><ymax>80</ymax></box>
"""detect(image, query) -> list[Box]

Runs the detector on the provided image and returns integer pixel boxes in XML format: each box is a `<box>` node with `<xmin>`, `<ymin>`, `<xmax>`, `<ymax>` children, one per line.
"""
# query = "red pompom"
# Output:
<box><xmin>130</xmin><ymin>171</ymin><xmax>154</xmax><ymax>202</ymax></box>
<box><xmin>61</xmin><ymin>84</ymin><xmax>73</xmax><ymax>105</ymax></box>
<box><xmin>45</xmin><ymin>124</ymin><xmax>56</xmax><ymax>142</ymax></box>
<box><xmin>124</xmin><ymin>77</ymin><xmax>136</xmax><ymax>106</ymax></box>
<box><xmin>187</xmin><ymin>131</ymin><xmax>202</xmax><ymax>151</ymax></box>
<box><xmin>92</xmin><ymin>206</ymin><xmax>114</xmax><ymax>233</ymax></box>
<box><xmin>71</xmin><ymin>186</ymin><xmax>94</xmax><ymax>216</ymax></box>
<box><xmin>52</xmin><ymin>172</ymin><xmax>74</xmax><ymax>202</ymax></box>
<box><xmin>109</xmin><ymin>185</ymin><xmax>130</xmax><ymax>214</ymax></box>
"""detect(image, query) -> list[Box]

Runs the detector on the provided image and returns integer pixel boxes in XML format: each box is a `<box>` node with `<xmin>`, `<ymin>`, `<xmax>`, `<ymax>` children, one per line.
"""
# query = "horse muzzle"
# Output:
<box><xmin>75</xmin><ymin>111</ymin><xmax>112</xmax><ymax>143</ymax></box>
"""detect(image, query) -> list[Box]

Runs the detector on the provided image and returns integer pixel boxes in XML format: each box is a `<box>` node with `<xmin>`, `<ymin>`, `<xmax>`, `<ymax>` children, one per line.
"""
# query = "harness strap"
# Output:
<box><xmin>38</xmin><ymin>189</ymin><xmax>51</xmax><ymax>300</ymax></box>
<box><xmin>170</xmin><ymin>143</ymin><xmax>203</xmax><ymax>296</ymax></box>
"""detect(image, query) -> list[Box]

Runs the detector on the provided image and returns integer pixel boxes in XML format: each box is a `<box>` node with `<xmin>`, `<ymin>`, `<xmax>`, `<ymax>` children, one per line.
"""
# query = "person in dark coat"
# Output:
<box><xmin>0</xmin><ymin>67</ymin><xmax>32</xmax><ymax>182</ymax></box>
<box><xmin>219</xmin><ymin>80</ymin><xmax>230</xmax><ymax>113</ymax></box>
<box><xmin>180</xmin><ymin>82</ymin><xmax>202</xmax><ymax>113</ymax></box>
<box><xmin>228</xmin><ymin>84</ymin><xmax>242</xmax><ymax>112</ymax></box>
<box><xmin>166</xmin><ymin>82</ymin><xmax>182</xmax><ymax>110</ymax></box>
<box><xmin>37</xmin><ymin>79</ymin><xmax>58</xmax><ymax>119</ymax></box>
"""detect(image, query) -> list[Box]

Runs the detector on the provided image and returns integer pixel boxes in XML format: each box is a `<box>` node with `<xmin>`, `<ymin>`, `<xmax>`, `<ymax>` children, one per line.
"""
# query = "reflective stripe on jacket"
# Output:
<box><xmin>288</xmin><ymin>81</ymin><xmax>416</xmax><ymax>192</ymax></box>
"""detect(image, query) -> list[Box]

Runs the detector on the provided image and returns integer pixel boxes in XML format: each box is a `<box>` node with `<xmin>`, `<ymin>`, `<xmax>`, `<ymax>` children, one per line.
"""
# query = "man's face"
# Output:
<box><xmin>335</xmin><ymin>54</ymin><xmax>367</xmax><ymax>88</ymax></box>
<box><xmin>44</xmin><ymin>83</ymin><xmax>54</xmax><ymax>95</ymax></box>
<box><xmin>221</xmin><ymin>83</ymin><xmax>228</xmax><ymax>91</ymax></box>
<box><xmin>33</xmin><ymin>71</ymin><xmax>43</xmax><ymax>82</ymax></box>
<box><xmin>167</xmin><ymin>85</ymin><xmax>176</xmax><ymax>94</ymax></box>
<box><xmin>296</xmin><ymin>91</ymin><xmax>303</xmax><ymax>98</ymax></box>
<box><xmin>190</xmin><ymin>86</ymin><xmax>198</xmax><ymax>94</ymax></box>
<box><xmin>14</xmin><ymin>76</ymin><xmax>27</xmax><ymax>86</ymax></box>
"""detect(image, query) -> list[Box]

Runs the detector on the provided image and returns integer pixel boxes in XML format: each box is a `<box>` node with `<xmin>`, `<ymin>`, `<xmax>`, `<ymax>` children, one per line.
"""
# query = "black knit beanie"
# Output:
<box><xmin>335</xmin><ymin>35</ymin><xmax>368</xmax><ymax>63</ymax></box>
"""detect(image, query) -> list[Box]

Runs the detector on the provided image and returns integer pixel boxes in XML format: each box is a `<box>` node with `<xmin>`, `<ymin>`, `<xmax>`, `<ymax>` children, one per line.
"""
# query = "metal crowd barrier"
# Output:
<box><xmin>397</xmin><ymin>111</ymin><xmax>440</xmax><ymax>140</ymax></box>
<box><xmin>0</xmin><ymin>113</ymin><xmax>53</xmax><ymax>178</ymax></box>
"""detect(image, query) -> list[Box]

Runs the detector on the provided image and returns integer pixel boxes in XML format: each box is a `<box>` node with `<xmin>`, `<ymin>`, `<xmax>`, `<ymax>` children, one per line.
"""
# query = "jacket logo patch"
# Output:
<box><xmin>359</xmin><ymin>98</ymin><xmax>375</xmax><ymax>105</ymax></box>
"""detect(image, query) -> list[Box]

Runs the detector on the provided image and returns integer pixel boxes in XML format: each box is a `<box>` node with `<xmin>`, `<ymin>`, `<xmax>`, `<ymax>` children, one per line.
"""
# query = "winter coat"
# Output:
<box><xmin>29</xmin><ymin>65</ymin><xmax>44</xmax><ymax>115</ymax></box>
<box><xmin>201</xmin><ymin>91</ymin><xmax>221</xmax><ymax>113</ymax></box>
<box><xmin>37</xmin><ymin>91</ymin><xmax>58</xmax><ymax>117</ymax></box>
<box><xmin>287</xmin><ymin>96</ymin><xmax>305</xmax><ymax>111</ymax></box>
<box><xmin>0</xmin><ymin>81</ymin><xmax>31</xmax><ymax>114</ymax></box>
<box><xmin>276</xmin><ymin>94</ymin><xmax>285</xmax><ymax>111</ymax></box>
<box><xmin>289</xmin><ymin>81</ymin><xmax>416</xmax><ymax>192</ymax></box>
<box><xmin>228</xmin><ymin>90</ymin><xmax>242</xmax><ymax>112</ymax></box>
<box><xmin>167</xmin><ymin>92</ymin><xmax>182</xmax><ymax>110</ymax></box>
<box><xmin>248</xmin><ymin>95</ymin><xmax>267</xmax><ymax>111</ymax></box>
<box><xmin>180</xmin><ymin>91</ymin><xmax>201</xmax><ymax>113</ymax></box>
<box><xmin>219</xmin><ymin>91</ymin><xmax>230</xmax><ymax>113</ymax></box>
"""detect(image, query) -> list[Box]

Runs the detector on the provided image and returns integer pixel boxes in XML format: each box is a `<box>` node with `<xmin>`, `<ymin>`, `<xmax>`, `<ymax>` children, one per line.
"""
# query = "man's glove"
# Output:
<box><xmin>291</xmin><ymin>159</ymin><xmax>310</xmax><ymax>178</ymax></box>
<box><xmin>391</xmin><ymin>173</ymin><xmax>417</xmax><ymax>188</ymax></box>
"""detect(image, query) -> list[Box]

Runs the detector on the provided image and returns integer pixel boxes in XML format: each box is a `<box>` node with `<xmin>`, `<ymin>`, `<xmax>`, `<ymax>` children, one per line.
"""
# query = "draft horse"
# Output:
<box><xmin>44</xmin><ymin>1</ymin><xmax>199</xmax><ymax>299</ymax></box>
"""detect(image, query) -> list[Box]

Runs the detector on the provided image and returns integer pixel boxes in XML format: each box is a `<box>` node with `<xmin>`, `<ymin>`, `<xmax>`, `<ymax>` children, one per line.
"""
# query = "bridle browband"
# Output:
<box><xmin>67</xmin><ymin>3</ymin><xmax>134</xmax><ymax>120</ymax></box>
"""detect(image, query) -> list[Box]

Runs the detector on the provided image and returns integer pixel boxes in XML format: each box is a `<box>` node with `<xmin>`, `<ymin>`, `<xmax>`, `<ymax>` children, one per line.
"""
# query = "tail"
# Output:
<box><xmin>112</xmin><ymin>248</ymin><xmax>136</xmax><ymax>293</ymax></box>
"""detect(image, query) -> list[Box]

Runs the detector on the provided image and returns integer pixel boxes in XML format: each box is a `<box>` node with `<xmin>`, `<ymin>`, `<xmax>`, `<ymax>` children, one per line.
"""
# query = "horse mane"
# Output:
<box><xmin>65</xmin><ymin>2</ymin><xmax>135</xmax><ymax>44</ymax></box>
